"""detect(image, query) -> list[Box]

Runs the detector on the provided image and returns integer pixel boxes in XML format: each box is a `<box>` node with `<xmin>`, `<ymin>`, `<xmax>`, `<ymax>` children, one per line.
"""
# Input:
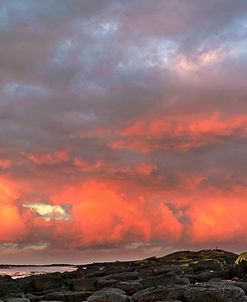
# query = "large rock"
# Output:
<box><xmin>70</xmin><ymin>278</ymin><xmax>97</xmax><ymax>291</ymax></box>
<box><xmin>5</xmin><ymin>299</ymin><xmax>30</xmax><ymax>302</ymax></box>
<box><xmin>197</xmin><ymin>270</ymin><xmax>228</xmax><ymax>282</ymax></box>
<box><xmin>140</xmin><ymin>272</ymin><xmax>189</xmax><ymax>289</ymax></box>
<box><xmin>183</xmin><ymin>281</ymin><xmax>247</xmax><ymax>302</ymax></box>
<box><xmin>103</xmin><ymin>272</ymin><xmax>139</xmax><ymax>281</ymax></box>
<box><xmin>113</xmin><ymin>281</ymin><xmax>143</xmax><ymax>295</ymax></box>
<box><xmin>17</xmin><ymin>278</ymin><xmax>34</xmax><ymax>294</ymax></box>
<box><xmin>95</xmin><ymin>278</ymin><xmax>118</xmax><ymax>290</ymax></box>
<box><xmin>233</xmin><ymin>282</ymin><xmax>247</xmax><ymax>294</ymax></box>
<box><xmin>190</xmin><ymin>259</ymin><xmax>223</xmax><ymax>271</ymax></box>
<box><xmin>25</xmin><ymin>294</ymin><xmax>40</xmax><ymax>302</ymax></box>
<box><xmin>66</xmin><ymin>291</ymin><xmax>94</xmax><ymax>302</ymax></box>
<box><xmin>87</xmin><ymin>288</ymin><xmax>129</xmax><ymax>302</ymax></box>
<box><xmin>136</xmin><ymin>264</ymin><xmax>183</xmax><ymax>278</ymax></box>
<box><xmin>81</xmin><ymin>265</ymin><xmax>134</xmax><ymax>279</ymax></box>
<box><xmin>44</xmin><ymin>291</ymin><xmax>93</xmax><ymax>302</ymax></box>
<box><xmin>185</xmin><ymin>269</ymin><xmax>228</xmax><ymax>283</ymax></box>
<box><xmin>0</xmin><ymin>280</ymin><xmax>23</xmax><ymax>298</ymax></box>
<box><xmin>39</xmin><ymin>301</ymin><xmax>64</xmax><ymax>302</ymax></box>
<box><xmin>93</xmin><ymin>266</ymin><xmax>134</xmax><ymax>277</ymax></box>
<box><xmin>133</xmin><ymin>285</ymin><xmax>184</xmax><ymax>302</ymax></box>
<box><xmin>151</xmin><ymin>265</ymin><xmax>184</xmax><ymax>276</ymax></box>
<box><xmin>31</xmin><ymin>274</ymin><xmax>65</xmax><ymax>292</ymax></box>
<box><xmin>43</xmin><ymin>292</ymin><xmax>66</xmax><ymax>301</ymax></box>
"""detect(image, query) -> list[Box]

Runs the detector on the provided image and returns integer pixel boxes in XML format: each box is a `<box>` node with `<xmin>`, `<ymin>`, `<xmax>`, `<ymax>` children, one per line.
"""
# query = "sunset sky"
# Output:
<box><xmin>1</xmin><ymin>0</ymin><xmax>247</xmax><ymax>264</ymax></box>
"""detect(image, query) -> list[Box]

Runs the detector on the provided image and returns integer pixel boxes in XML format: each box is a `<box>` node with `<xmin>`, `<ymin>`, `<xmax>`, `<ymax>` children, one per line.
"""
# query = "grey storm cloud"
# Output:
<box><xmin>0</xmin><ymin>0</ymin><xmax>247</xmax><ymax>262</ymax></box>
<box><xmin>0</xmin><ymin>0</ymin><xmax>247</xmax><ymax>188</ymax></box>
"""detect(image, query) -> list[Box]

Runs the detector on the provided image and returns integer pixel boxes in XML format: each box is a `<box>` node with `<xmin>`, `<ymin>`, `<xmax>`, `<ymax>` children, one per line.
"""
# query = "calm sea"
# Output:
<box><xmin>0</xmin><ymin>265</ymin><xmax>77</xmax><ymax>279</ymax></box>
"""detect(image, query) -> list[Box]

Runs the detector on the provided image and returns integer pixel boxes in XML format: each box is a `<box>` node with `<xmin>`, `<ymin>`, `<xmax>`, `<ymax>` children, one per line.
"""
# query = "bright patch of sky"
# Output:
<box><xmin>73</xmin><ymin>17</ymin><xmax>120</xmax><ymax>39</ymax></box>
<box><xmin>116</xmin><ymin>38</ymin><xmax>177</xmax><ymax>73</ymax></box>
<box><xmin>23</xmin><ymin>203</ymin><xmax>71</xmax><ymax>221</ymax></box>
<box><xmin>52</xmin><ymin>39</ymin><xmax>74</xmax><ymax>66</ymax></box>
<box><xmin>89</xmin><ymin>21</ymin><xmax>120</xmax><ymax>38</ymax></box>
<box><xmin>4</xmin><ymin>83</ymin><xmax>48</xmax><ymax>98</ymax></box>
<box><xmin>147</xmin><ymin>38</ymin><xmax>178</xmax><ymax>66</ymax></box>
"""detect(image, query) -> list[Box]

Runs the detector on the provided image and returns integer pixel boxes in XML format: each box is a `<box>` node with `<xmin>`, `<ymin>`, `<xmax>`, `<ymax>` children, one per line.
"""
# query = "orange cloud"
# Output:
<box><xmin>111</xmin><ymin>139</ymin><xmax>156</xmax><ymax>153</ymax></box>
<box><xmin>0</xmin><ymin>176</ymin><xmax>27</xmax><ymax>242</ymax></box>
<box><xmin>175</xmin><ymin>48</ymin><xmax>231</xmax><ymax>72</ymax></box>
<box><xmin>122</xmin><ymin>113</ymin><xmax>247</xmax><ymax>138</ymax></box>
<box><xmin>110</xmin><ymin>113</ymin><xmax>247</xmax><ymax>153</ymax></box>
<box><xmin>71</xmin><ymin>113</ymin><xmax>247</xmax><ymax>154</ymax></box>
<box><xmin>51</xmin><ymin>181</ymin><xmax>182</xmax><ymax>247</ymax></box>
<box><xmin>25</xmin><ymin>149</ymin><xmax>70</xmax><ymax>165</ymax></box>
<box><xmin>135</xmin><ymin>163</ymin><xmax>156</xmax><ymax>176</ymax></box>
<box><xmin>0</xmin><ymin>167</ymin><xmax>245</xmax><ymax>254</ymax></box>
<box><xmin>74</xmin><ymin>158</ymin><xmax>156</xmax><ymax>176</ymax></box>
<box><xmin>0</xmin><ymin>159</ymin><xmax>12</xmax><ymax>169</ymax></box>
<box><xmin>183</xmin><ymin>187</ymin><xmax>247</xmax><ymax>244</ymax></box>
<box><xmin>1</xmin><ymin>173</ymin><xmax>247</xmax><ymax>254</ymax></box>
<box><xmin>0</xmin><ymin>176</ymin><xmax>20</xmax><ymax>203</ymax></box>
<box><xmin>73</xmin><ymin>158</ymin><xmax>103</xmax><ymax>172</ymax></box>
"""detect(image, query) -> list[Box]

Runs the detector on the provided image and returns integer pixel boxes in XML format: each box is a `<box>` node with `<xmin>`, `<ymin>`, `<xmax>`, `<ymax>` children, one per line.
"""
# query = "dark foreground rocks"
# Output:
<box><xmin>2</xmin><ymin>249</ymin><xmax>247</xmax><ymax>302</ymax></box>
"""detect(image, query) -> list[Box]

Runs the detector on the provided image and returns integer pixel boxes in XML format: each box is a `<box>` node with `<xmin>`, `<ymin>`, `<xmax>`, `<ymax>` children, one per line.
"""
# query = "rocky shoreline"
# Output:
<box><xmin>1</xmin><ymin>249</ymin><xmax>247</xmax><ymax>302</ymax></box>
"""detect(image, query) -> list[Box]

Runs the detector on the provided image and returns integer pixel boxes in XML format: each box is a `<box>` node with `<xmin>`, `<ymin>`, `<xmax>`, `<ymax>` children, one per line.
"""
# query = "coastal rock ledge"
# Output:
<box><xmin>1</xmin><ymin>249</ymin><xmax>247</xmax><ymax>302</ymax></box>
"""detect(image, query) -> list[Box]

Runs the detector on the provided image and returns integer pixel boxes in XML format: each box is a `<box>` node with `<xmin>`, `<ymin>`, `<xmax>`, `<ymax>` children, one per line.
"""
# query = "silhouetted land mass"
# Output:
<box><xmin>1</xmin><ymin>249</ymin><xmax>247</xmax><ymax>301</ymax></box>
<box><xmin>0</xmin><ymin>264</ymin><xmax>76</xmax><ymax>268</ymax></box>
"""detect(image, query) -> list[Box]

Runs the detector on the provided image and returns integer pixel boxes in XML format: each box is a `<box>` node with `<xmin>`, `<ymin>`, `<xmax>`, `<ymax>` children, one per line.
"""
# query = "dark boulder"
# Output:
<box><xmin>25</xmin><ymin>294</ymin><xmax>40</xmax><ymax>302</ymax></box>
<box><xmin>95</xmin><ymin>278</ymin><xmax>118</xmax><ymax>290</ymax></box>
<box><xmin>66</xmin><ymin>291</ymin><xmax>94</xmax><ymax>302</ymax></box>
<box><xmin>69</xmin><ymin>278</ymin><xmax>97</xmax><ymax>291</ymax></box>
<box><xmin>87</xmin><ymin>288</ymin><xmax>129</xmax><ymax>302</ymax></box>
<box><xmin>133</xmin><ymin>285</ymin><xmax>184</xmax><ymax>302</ymax></box>
<box><xmin>231</xmin><ymin>282</ymin><xmax>247</xmax><ymax>295</ymax></box>
<box><xmin>190</xmin><ymin>259</ymin><xmax>223</xmax><ymax>271</ymax></box>
<box><xmin>0</xmin><ymin>279</ymin><xmax>24</xmax><ymax>298</ymax></box>
<box><xmin>113</xmin><ymin>281</ymin><xmax>143</xmax><ymax>295</ymax></box>
<box><xmin>43</xmin><ymin>292</ymin><xmax>66</xmax><ymax>301</ymax></box>
<box><xmin>5</xmin><ymin>299</ymin><xmax>30</xmax><ymax>302</ymax></box>
<box><xmin>183</xmin><ymin>281</ymin><xmax>247</xmax><ymax>302</ymax></box>
<box><xmin>140</xmin><ymin>272</ymin><xmax>189</xmax><ymax>289</ymax></box>
<box><xmin>103</xmin><ymin>272</ymin><xmax>139</xmax><ymax>281</ymax></box>
<box><xmin>31</xmin><ymin>273</ymin><xmax>65</xmax><ymax>292</ymax></box>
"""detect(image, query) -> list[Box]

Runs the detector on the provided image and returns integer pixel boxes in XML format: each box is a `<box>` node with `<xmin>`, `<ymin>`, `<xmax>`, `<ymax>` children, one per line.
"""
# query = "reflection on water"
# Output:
<box><xmin>0</xmin><ymin>266</ymin><xmax>77</xmax><ymax>279</ymax></box>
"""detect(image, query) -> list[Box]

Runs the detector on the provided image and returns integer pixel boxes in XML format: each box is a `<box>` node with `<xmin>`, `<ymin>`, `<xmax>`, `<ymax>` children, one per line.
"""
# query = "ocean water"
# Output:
<box><xmin>0</xmin><ymin>265</ymin><xmax>77</xmax><ymax>279</ymax></box>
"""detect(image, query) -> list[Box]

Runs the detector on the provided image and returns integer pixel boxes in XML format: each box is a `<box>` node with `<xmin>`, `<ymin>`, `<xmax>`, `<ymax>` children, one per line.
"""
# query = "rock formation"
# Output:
<box><xmin>1</xmin><ymin>249</ymin><xmax>247</xmax><ymax>302</ymax></box>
